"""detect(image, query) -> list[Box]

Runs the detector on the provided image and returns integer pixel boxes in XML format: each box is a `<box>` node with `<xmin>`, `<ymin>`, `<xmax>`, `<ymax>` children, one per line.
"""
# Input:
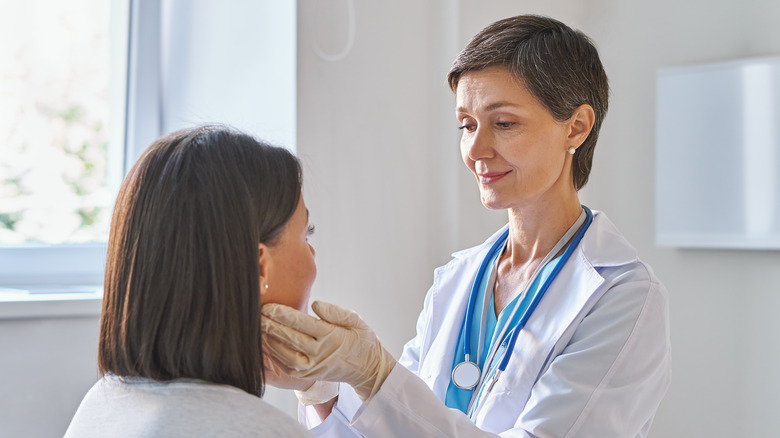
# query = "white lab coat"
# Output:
<box><xmin>303</xmin><ymin>211</ymin><xmax>671</xmax><ymax>437</ymax></box>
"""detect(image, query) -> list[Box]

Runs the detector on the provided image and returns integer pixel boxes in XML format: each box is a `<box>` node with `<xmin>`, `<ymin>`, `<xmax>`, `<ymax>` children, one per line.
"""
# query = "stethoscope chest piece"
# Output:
<box><xmin>452</xmin><ymin>359</ymin><xmax>481</xmax><ymax>390</ymax></box>
<box><xmin>451</xmin><ymin>206</ymin><xmax>594</xmax><ymax>402</ymax></box>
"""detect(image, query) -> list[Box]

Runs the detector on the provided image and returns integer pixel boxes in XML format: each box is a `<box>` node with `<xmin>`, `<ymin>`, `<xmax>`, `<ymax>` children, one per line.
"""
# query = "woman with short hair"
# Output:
<box><xmin>262</xmin><ymin>15</ymin><xmax>671</xmax><ymax>437</ymax></box>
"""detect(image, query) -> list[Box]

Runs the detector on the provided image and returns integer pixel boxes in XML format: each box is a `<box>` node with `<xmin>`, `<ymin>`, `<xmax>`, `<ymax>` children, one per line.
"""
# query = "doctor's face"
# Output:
<box><xmin>456</xmin><ymin>66</ymin><xmax>576</xmax><ymax>210</ymax></box>
<box><xmin>259</xmin><ymin>195</ymin><xmax>317</xmax><ymax>312</ymax></box>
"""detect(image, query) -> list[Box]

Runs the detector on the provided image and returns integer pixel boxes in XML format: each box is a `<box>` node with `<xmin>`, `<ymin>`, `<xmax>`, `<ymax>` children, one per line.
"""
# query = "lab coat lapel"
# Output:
<box><xmin>468</xmin><ymin>212</ymin><xmax>638</xmax><ymax>429</ymax></box>
<box><xmin>471</xmin><ymin>238</ymin><xmax>606</xmax><ymax>429</ymax></box>
<box><xmin>417</xmin><ymin>257</ymin><xmax>480</xmax><ymax>400</ymax></box>
<box><xmin>418</xmin><ymin>226</ymin><xmax>509</xmax><ymax>401</ymax></box>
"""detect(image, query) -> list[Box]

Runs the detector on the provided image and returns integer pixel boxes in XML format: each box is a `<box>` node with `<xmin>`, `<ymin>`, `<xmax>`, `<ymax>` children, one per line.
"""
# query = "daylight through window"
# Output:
<box><xmin>0</xmin><ymin>0</ymin><xmax>116</xmax><ymax>244</ymax></box>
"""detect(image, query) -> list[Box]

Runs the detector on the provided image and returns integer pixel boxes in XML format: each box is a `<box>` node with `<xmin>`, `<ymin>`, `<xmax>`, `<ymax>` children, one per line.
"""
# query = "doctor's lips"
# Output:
<box><xmin>477</xmin><ymin>171</ymin><xmax>510</xmax><ymax>184</ymax></box>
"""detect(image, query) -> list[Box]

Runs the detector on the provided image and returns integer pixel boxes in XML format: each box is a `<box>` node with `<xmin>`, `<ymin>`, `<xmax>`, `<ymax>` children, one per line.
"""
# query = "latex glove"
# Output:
<box><xmin>262</xmin><ymin>336</ymin><xmax>316</xmax><ymax>392</ymax></box>
<box><xmin>294</xmin><ymin>380</ymin><xmax>340</xmax><ymax>406</ymax></box>
<box><xmin>261</xmin><ymin>301</ymin><xmax>396</xmax><ymax>402</ymax></box>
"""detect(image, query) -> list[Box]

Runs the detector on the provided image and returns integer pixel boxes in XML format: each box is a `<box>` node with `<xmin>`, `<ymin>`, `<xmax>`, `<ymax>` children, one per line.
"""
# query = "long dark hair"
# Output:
<box><xmin>99</xmin><ymin>125</ymin><xmax>301</xmax><ymax>397</ymax></box>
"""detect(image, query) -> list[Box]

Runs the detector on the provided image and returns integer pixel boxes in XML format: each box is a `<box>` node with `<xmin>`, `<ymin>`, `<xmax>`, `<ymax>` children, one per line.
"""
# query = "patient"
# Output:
<box><xmin>64</xmin><ymin>125</ymin><xmax>315</xmax><ymax>437</ymax></box>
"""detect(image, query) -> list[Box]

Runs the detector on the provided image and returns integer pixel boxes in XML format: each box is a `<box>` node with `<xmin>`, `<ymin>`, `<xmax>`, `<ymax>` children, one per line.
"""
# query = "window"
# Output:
<box><xmin>0</xmin><ymin>0</ymin><xmax>296</xmax><ymax>289</ymax></box>
<box><xmin>0</xmin><ymin>0</ymin><xmax>128</xmax><ymax>287</ymax></box>
<box><xmin>0</xmin><ymin>0</ymin><xmax>122</xmax><ymax>245</ymax></box>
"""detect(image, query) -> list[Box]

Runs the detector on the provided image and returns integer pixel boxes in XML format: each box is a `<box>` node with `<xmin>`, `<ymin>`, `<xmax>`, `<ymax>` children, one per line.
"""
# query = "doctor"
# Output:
<box><xmin>262</xmin><ymin>14</ymin><xmax>671</xmax><ymax>437</ymax></box>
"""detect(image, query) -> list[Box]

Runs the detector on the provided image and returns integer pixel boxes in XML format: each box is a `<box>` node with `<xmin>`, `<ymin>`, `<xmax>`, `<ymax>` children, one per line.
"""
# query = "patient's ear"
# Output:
<box><xmin>258</xmin><ymin>243</ymin><xmax>270</xmax><ymax>297</ymax></box>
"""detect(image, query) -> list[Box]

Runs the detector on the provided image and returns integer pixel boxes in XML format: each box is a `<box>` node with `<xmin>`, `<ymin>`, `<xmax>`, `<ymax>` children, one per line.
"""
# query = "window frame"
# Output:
<box><xmin>0</xmin><ymin>0</ymin><xmax>149</xmax><ymax>289</ymax></box>
<box><xmin>0</xmin><ymin>0</ymin><xmax>296</xmax><ymax>296</ymax></box>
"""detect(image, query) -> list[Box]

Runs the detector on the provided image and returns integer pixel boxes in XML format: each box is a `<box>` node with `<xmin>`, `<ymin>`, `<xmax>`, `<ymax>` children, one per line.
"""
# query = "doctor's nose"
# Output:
<box><xmin>464</xmin><ymin>128</ymin><xmax>494</xmax><ymax>161</ymax></box>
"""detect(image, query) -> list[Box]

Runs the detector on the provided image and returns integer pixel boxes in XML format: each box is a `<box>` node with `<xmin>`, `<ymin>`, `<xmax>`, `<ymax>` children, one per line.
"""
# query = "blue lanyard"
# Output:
<box><xmin>462</xmin><ymin>206</ymin><xmax>593</xmax><ymax>372</ymax></box>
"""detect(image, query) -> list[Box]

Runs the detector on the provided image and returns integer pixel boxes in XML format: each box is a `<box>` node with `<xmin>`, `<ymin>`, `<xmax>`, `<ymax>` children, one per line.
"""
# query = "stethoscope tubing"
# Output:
<box><xmin>463</xmin><ymin>228</ymin><xmax>510</xmax><ymax>359</ymax></box>
<box><xmin>459</xmin><ymin>205</ymin><xmax>593</xmax><ymax>374</ymax></box>
<box><xmin>462</xmin><ymin>206</ymin><xmax>594</xmax><ymax>417</ymax></box>
<box><xmin>495</xmin><ymin>206</ymin><xmax>593</xmax><ymax>372</ymax></box>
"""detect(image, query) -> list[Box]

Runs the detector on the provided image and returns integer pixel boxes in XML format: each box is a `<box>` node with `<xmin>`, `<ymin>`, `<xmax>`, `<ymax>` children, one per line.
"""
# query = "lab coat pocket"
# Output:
<box><xmin>470</xmin><ymin>361</ymin><xmax>536</xmax><ymax>434</ymax></box>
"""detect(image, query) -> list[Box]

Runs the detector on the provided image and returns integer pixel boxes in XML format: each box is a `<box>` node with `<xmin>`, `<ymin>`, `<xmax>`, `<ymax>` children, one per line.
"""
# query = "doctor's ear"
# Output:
<box><xmin>567</xmin><ymin>104</ymin><xmax>595</xmax><ymax>148</ymax></box>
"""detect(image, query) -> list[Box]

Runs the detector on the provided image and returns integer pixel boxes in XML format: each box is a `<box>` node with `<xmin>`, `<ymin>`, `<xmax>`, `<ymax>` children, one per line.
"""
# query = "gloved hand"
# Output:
<box><xmin>261</xmin><ymin>301</ymin><xmax>396</xmax><ymax>402</ymax></box>
<box><xmin>264</xmin><ymin>332</ymin><xmax>339</xmax><ymax>406</ymax></box>
<box><xmin>261</xmin><ymin>336</ymin><xmax>316</xmax><ymax>392</ymax></box>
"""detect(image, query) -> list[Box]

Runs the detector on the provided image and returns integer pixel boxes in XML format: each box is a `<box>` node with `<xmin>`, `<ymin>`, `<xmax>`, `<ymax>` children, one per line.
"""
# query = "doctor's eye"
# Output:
<box><xmin>307</xmin><ymin>224</ymin><xmax>316</xmax><ymax>236</ymax></box>
<box><xmin>496</xmin><ymin>121</ymin><xmax>515</xmax><ymax>129</ymax></box>
<box><xmin>458</xmin><ymin>124</ymin><xmax>476</xmax><ymax>133</ymax></box>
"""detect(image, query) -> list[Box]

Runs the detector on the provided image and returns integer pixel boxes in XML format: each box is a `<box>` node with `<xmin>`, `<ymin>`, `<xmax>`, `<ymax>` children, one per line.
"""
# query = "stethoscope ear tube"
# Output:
<box><xmin>452</xmin><ymin>234</ymin><xmax>507</xmax><ymax>391</ymax></box>
<box><xmin>461</xmin><ymin>229</ymin><xmax>511</xmax><ymax>358</ymax></box>
<box><xmin>496</xmin><ymin>206</ymin><xmax>593</xmax><ymax>372</ymax></box>
<box><xmin>452</xmin><ymin>230</ymin><xmax>509</xmax><ymax>395</ymax></box>
<box><xmin>455</xmin><ymin>206</ymin><xmax>594</xmax><ymax>416</ymax></box>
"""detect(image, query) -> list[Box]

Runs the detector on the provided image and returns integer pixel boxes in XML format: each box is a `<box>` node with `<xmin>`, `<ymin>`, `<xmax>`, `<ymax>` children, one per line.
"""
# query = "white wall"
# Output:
<box><xmin>296</xmin><ymin>0</ymin><xmax>506</xmax><ymax>359</ymax></box>
<box><xmin>579</xmin><ymin>1</ymin><xmax>780</xmax><ymax>436</ymax></box>
<box><xmin>0</xmin><ymin>315</ymin><xmax>100</xmax><ymax>437</ymax></box>
<box><xmin>159</xmin><ymin>0</ymin><xmax>296</xmax><ymax>146</ymax></box>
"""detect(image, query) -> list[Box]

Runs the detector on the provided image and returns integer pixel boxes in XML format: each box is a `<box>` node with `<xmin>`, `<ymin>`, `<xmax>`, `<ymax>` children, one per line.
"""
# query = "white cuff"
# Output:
<box><xmin>294</xmin><ymin>381</ymin><xmax>340</xmax><ymax>406</ymax></box>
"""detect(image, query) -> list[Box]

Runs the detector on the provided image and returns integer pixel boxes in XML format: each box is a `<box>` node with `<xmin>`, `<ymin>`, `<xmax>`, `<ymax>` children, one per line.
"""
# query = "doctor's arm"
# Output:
<box><xmin>262</xmin><ymin>301</ymin><xmax>502</xmax><ymax>438</ymax></box>
<box><xmin>353</xmin><ymin>275</ymin><xmax>670</xmax><ymax>438</ymax></box>
<box><xmin>262</xmin><ymin>281</ymin><xmax>670</xmax><ymax>438</ymax></box>
<box><xmin>295</xmin><ymin>285</ymin><xmax>434</xmax><ymax>434</ymax></box>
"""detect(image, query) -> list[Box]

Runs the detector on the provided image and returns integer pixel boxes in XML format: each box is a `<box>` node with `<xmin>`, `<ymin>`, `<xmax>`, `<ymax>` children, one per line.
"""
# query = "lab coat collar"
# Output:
<box><xmin>466</xmin><ymin>210</ymin><xmax>640</xmax><ymax>426</ymax></box>
<box><xmin>451</xmin><ymin>211</ymin><xmax>637</xmax><ymax>268</ymax></box>
<box><xmin>420</xmin><ymin>210</ymin><xmax>638</xmax><ymax>407</ymax></box>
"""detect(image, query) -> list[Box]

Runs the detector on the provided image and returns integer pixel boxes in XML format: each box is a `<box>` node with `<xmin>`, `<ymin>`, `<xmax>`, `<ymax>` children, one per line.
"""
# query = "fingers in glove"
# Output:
<box><xmin>311</xmin><ymin>301</ymin><xmax>368</xmax><ymax>329</ymax></box>
<box><xmin>263</xmin><ymin>336</ymin><xmax>315</xmax><ymax>375</ymax></box>
<box><xmin>261</xmin><ymin>303</ymin><xmax>336</xmax><ymax>338</ymax></box>
<box><xmin>262</xmin><ymin>345</ymin><xmax>315</xmax><ymax>391</ymax></box>
<box><xmin>261</xmin><ymin>316</ymin><xmax>324</xmax><ymax>355</ymax></box>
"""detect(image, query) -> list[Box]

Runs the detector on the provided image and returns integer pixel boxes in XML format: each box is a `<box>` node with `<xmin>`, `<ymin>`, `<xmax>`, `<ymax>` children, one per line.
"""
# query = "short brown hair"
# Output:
<box><xmin>448</xmin><ymin>15</ymin><xmax>609</xmax><ymax>190</ymax></box>
<box><xmin>99</xmin><ymin>125</ymin><xmax>301</xmax><ymax>397</ymax></box>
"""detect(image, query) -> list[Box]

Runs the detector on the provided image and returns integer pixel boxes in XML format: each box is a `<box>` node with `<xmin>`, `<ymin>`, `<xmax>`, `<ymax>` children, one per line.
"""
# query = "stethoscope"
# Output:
<box><xmin>451</xmin><ymin>206</ymin><xmax>593</xmax><ymax>412</ymax></box>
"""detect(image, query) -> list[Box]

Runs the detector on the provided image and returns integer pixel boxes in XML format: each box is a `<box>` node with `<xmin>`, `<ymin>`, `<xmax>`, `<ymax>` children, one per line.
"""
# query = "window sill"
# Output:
<box><xmin>0</xmin><ymin>286</ymin><xmax>103</xmax><ymax>320</ymax></box>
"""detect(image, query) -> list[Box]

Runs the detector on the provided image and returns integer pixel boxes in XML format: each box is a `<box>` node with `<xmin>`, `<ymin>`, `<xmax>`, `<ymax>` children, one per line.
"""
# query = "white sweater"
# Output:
<box><xmin>65</xmin><ymin>375</ymin><xmax>311</xmax><ymax>437</ymax></box>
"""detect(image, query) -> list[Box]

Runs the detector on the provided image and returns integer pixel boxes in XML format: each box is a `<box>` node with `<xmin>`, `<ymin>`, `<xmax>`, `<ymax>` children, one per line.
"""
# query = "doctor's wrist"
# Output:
<box><xmin>294</xmin><ymin>380</ymin><xmax>340</xmax><ymax>406</ymax></box>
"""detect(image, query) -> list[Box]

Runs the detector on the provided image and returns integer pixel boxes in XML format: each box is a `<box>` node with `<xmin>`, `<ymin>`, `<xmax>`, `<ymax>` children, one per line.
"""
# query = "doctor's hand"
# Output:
<box><xmin>261</xmin><ymin>336</ymin><xmax>316</xmax><ymax>392</ymax></box>
<box><xmin>261</xmin><ymin>301</ymin><xmax>396</xmax><ymax>402</ymax></box>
